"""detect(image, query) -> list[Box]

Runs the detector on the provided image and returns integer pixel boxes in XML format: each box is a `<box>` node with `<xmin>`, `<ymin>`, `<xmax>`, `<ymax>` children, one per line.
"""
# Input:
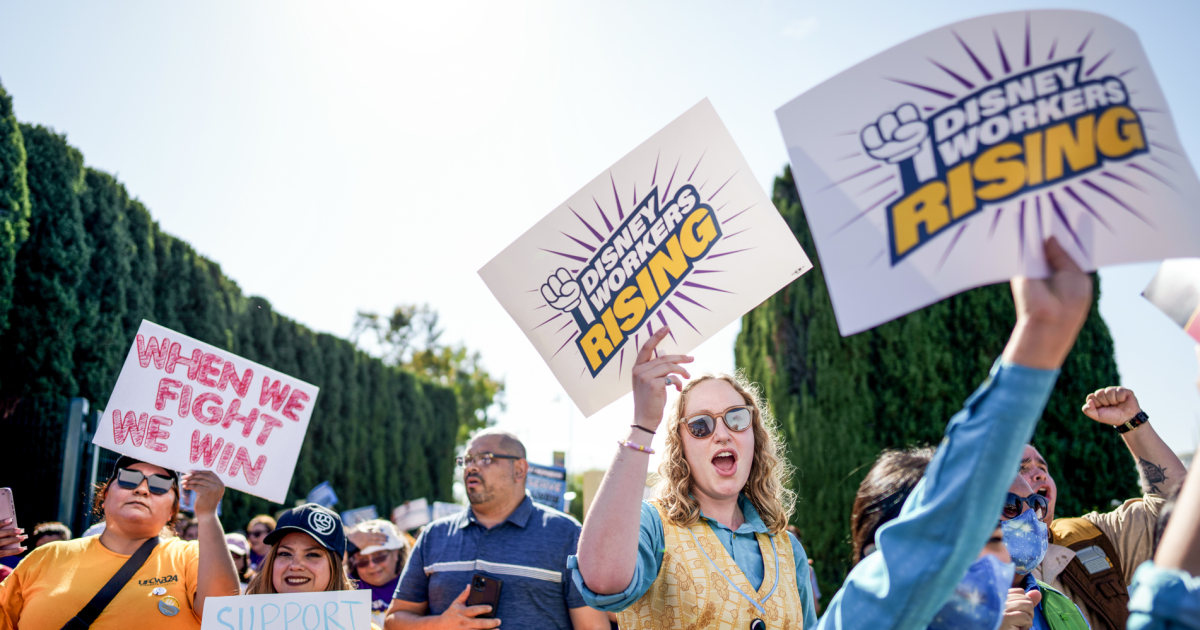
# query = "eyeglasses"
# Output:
<box><xmin>353</xmin><ymin>550</ymin><xmax>394</xmax><ymax>568</ymax></box>
<box><xmin>1002</xmin><ymin>492</ymin><xmax>1049</xmax><ymax>520</ymax></box>
<box><xmin>455</xmin><ymin>452</ymin><xmax>522</xmax><ymax>468</ymax></box>
<box><xmin>115</xmin><ymin>468</ymin><xmax>174</xmax><ymax>495</ymax></box>
<box><xmin>683</xmin><ymin>405</ymin><xmax>754</xmax><ymax>439</ymax></box>
<box><xmin>248</xmin><ymin>529</ymin><xmax>271</xmax><ymax>539</ymax></box>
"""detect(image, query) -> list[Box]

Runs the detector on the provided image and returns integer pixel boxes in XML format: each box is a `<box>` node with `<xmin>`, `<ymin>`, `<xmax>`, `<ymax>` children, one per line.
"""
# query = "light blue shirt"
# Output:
<box><xmin>568</xmin><ymin>494</ymin><xmax>818</xmax><ymax>628</ymax></box>
<box><xmin>1128</xmin><ymin>561</ymin><xmax>1200</xmax><ymax>630</ymax></box>
<box><xmin>817</xmin><ymin>360</ymin><xmax>1059</xmax><ymax>629</ymax></box>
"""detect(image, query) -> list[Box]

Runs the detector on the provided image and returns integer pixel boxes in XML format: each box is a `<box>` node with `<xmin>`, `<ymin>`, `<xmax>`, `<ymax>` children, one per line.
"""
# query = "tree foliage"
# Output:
<box><xmin>735</xmin><ymin>166</ymin><xmax>1135</xmax><ymax>599</ymax></box>
<box><xmin>0</xmin><ymin>105</ymin><xmax>461</xmax><ymax>531</ymax></box>
<box><xmin>353</xmin><ymin>304</ymin><xmax>505</xmax><ymax>443</ymax></box>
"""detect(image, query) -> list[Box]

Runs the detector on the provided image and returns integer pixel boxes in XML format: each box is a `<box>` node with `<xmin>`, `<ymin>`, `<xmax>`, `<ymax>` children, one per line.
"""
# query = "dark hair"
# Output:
<box><xmin>850</xmin><ymin>446</ymin><xmax>935</xmax><ymax>565</ymax></box>
<box><xmin>31</xmin><ymin>521</ymin><xmax>72</xmax><ymax>545</ymax></box>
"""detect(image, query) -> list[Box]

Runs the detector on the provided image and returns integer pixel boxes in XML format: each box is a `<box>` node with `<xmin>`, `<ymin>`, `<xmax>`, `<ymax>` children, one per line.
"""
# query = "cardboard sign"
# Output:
<box><xmin>94</xmin><ymin>320</ymin><xmax>320</xmax><ymax>503</ymax></box>
<box><xmin>340</xmin><ymin>505</ymin><xmax>378</xmax><ymax>528</ymax></box>
<box><xmin>1144</xmin><ymin>260</ymin><xmax>1200</xmax><ymax>343</ymax></box>
<box><xmin>201</xmin><ymin>590</ymin><xmax>370</xmax><ymax>630</ymax></box>
<box><xmin>431</xmin><ymin>501</ymin><xmax>462</xmax><ymax>521</ymax></box>
<box><xmin>777</xmin><ymin>10</ymin><xmax>1200</xmax><ymax>335</ymax></box>
<box><xmin>391</xmin><ymin>498</ymin><xmax>430</xmax><ymax>532</ymax></box>
<box><xmin>480</xmin><ymin>99</ymin><xmax>812</xmax><ymax>415</ymax></box>
<box><xmin>527</xmin><ymin>463</ymin><xmax>568</xmax><ymax>512</ymax></box>
<box><xmin>306</xmin><ymin>481</ymin><xmax>339</xmax><ymax>508</ymax></box>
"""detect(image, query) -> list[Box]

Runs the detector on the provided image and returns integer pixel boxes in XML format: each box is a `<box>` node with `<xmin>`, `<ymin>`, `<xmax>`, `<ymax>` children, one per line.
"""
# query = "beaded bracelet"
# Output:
<box><xmin>618</xmin><ymin>440</ymin><xmax>655</xmax><ymax>455</ymax></box>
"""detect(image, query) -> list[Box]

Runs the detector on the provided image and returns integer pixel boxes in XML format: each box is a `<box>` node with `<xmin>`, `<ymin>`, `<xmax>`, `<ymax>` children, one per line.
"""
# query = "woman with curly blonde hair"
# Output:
<box><xmin>571</xmin><ymin>327</ymin><xmax>817</xmax><ymax>630</ymax></box>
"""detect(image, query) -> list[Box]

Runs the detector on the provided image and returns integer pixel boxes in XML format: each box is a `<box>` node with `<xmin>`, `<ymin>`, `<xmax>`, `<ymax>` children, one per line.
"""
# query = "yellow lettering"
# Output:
<box><xmin>600</xmin><ymin>307</ymin><xmax>623</xmax><ymax>349</ymax></box>
<box><xmin>579</xmin><ymin>324</ymin><xmax>612</xmax><ymax>371</ymax></box>
<box><xmin>648</xmin><ymin>236</ymin><xmax>690</xmax><ymax>294</ymax></box>
<box><xmin>975</xmin><ymin>142</ymin><xmax>1026</xmax><ymax>201</ymax></box>
<box><xmin>679</xmin><ymin>207</ymin><xmax>718</xmax><ymax>258</ymax></box>
<box><xmin>1023</xmin><ymin>131</ymin><xmax>1043</xmax><ymax>186</ymax></box>
<box><xmin>1044</xmin><ymin>115</ymin><xmax>1097</xmax><ymax>180</ymax></box>
<box><xmin>634</xmin><ymin>267</ymin><xmax>659</xmax><ymax>311</ymax></box>
<box><xmin>890</xmin><ymin>182</ymin><xmax>949</xmax><ymax>258</ymax></box>
<box><xmin>1096</xmin><ymin>105</ymin><xmax>1145</xmax><ymax>158</ymax></box>
<box><xmin>612</xmin><ymin>285</ymin><xmax>646</xmax><ymax>332</ymax></box>
<box><xmin>946</xmin><ymin>161</ymin><xmax>976</xmax><ymax>220</ymax></box>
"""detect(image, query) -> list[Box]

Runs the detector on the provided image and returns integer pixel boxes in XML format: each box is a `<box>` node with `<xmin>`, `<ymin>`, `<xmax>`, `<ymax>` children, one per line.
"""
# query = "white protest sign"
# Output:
<box><xmin>480</xmin><ymin>99</ymin><xmax>812</xmax><ymax>416</ymax></box>
<box><xmin>391</xmin><ymin>498</ymin><xmax>430</xmax><ymax>532</ymax></box>
<box><xmin>1144</xmin><ymin>259</ymin><xmax>1200</xmax><ymax>343</ymax></box>
<box><xmin>201</xmin><ymin>590</ymin><xmax>370</xmax><ymax>630</ymax></box>
<box><xmin>777</xmin><ymin>10</ymin><xmax>1200</xmax><ymax>335</ymax></box>
<box><xmin>94</xmin><ymin>320</ymin><xmax>320</xmax><ymax>503</ymax></box>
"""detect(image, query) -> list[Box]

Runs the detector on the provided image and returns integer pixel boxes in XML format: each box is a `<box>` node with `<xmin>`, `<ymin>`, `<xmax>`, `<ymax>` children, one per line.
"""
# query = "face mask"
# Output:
<box><xmin>928</xmin><ymin>554</ymin><xmax>1015</xmax><ymax>630</ymax></box>
<box><xmin>1001</xmin><ymin>507</ymin><xmax>1049</xmax><ymax>574</ymax></box>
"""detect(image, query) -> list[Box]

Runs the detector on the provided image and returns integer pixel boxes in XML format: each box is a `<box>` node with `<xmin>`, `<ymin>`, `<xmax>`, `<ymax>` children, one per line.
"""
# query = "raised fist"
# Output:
<box><xmin>1081</xmin><ymin>386</ymin><xmax>1142</xmax><ymax>427</ymax></box>
<box><xmin>541</xmin><ymin>267</ymin><xmax>583</xmax><ymax>312</ymax></box>
<box><xmin>861</xmin><ymin>103</ymin><xmax>929</xmax><ymax>164</ymax></box>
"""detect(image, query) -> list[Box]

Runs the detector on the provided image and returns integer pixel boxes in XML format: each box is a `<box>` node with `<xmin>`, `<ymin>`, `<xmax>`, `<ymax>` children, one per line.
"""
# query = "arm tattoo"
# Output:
<box><xmin>1137</xmin><ymin>457</ymin><xmax>1168</xmax><ymax>495</ymax></box>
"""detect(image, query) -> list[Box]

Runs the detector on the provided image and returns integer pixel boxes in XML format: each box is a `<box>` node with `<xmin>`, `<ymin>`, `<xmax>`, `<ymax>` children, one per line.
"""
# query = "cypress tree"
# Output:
<box><xmin>736</xmin><ymin>166</ymin><xmax>1132</xmax><ymax>597</ymax></box>
<box><xmin>0</xmin><ymin>80</ymin><xmax>29</xmax><ymax>345</ymax></box>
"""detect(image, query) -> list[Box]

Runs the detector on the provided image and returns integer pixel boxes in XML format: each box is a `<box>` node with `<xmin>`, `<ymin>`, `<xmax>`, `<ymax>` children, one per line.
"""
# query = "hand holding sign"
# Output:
<box><xmin>631</xmin><ymin>327</ymin><xmax>693</xmax><ymax>429</ymax></box>
<box><xmin>1003</xmin><ymin>238</ymin><xmax>1093</xmax><ymax>370</ymax></box>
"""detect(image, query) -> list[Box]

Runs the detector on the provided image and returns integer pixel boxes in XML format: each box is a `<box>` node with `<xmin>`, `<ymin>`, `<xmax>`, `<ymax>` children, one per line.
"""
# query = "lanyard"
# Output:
<box><xmin>687</xmin><ymin>526</ymin><xmax>780</xmax><ymax>616</ymax></box>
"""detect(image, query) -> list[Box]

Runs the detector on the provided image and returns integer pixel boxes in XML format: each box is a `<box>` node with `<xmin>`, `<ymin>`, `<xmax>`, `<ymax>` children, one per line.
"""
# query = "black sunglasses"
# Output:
<box><xmin>1002</xmin><ymin>492</ymin><xmax>1048</xmax><ymax>520</ymax></box>
<box><xmin>115</xmin><ymin>468</ymin><xmax>175</xmax><ymax>496</ymax></box>
<box><xmin>683</xmin><ymin>405</ymin><xmax>754</xmax><ymax>439</ymax></box>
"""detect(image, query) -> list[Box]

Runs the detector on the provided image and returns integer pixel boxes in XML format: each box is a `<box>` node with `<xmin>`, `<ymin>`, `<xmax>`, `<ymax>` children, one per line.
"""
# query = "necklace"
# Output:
<box><xmin>688</xmin><ymin>526</ymin><xmax>779</xmax><ymax>629</ymax></box>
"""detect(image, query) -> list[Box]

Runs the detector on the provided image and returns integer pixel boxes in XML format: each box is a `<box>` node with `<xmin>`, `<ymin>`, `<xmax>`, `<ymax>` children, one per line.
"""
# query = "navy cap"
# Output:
<box><xmin>111</xmin><ymin>456</ymin><xmax>180</xmax><ymax>484</ymax></box>
<box><xmin>264</xmin><ymin>503</ymin><xmax>346</xmax><ymax>556</ymax></box>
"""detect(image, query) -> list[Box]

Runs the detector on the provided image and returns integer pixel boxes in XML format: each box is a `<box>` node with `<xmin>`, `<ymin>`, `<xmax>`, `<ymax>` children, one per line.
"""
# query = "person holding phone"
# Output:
<box><xmin>0</xmin><ymin>456</ymin><xmax>240</xmax><ymax>628</ymax></box>
<box><xmin>385</xmin><ymin>429</ymin><xmax>609</xmax><ymax>630</ymax></box>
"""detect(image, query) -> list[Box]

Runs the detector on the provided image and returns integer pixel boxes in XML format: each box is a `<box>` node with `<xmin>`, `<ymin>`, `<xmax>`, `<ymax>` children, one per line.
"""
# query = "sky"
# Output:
<box><xmin>2</xmin><ymin>1</ymin><xmax>1199</xmax><ymax>486</ymax></box>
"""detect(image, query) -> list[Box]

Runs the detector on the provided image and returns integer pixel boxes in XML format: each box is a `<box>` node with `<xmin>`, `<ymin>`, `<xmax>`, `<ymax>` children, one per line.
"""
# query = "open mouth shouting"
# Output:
<box><xmin>712</xmin><ymin>449</ymin><xmax>738</xmax><ymax>476</ymax></box>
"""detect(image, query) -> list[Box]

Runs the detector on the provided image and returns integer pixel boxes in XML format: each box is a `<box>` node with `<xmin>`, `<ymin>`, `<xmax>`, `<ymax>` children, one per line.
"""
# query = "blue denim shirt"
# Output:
<box><xmin>817</xmin><ymin>360</ymin><xmax>1058</xmax><ymax>629</ymax></box>
<box><xmin>568</xmin><ymin>495</ymin><xmax>818</xmax><ymax>628</ymax></box>
<box><xmin>1128</xmin><ymin>561</ymin><xmax>1200</xmax><ymax>630</ymax></box>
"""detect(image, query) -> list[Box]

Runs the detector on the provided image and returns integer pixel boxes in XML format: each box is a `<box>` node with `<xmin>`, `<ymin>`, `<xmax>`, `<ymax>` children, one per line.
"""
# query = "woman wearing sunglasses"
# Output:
<box><xmin>573</xmin><ymin>325</ymin><xmax>817</xmax><ymax>629</ymax></box>
<box><xmin>0</xmin><ymin>456</ymin><xmax>240</xmax><ymax>628</ymax></box>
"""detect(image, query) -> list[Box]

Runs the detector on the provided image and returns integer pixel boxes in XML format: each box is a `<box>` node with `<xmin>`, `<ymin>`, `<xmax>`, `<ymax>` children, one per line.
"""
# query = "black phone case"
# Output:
<box><xmin>465</xmin><ymin>574</ymin><xmax>502</xmax><ymax>618</ymax></box>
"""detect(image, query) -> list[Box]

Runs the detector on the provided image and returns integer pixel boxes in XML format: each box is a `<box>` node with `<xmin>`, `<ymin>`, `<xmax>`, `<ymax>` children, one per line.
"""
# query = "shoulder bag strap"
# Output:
<box><xmin>61</xmin><ymin>536</ymin><xmax>160</xmax><ymax>629</ymax></box>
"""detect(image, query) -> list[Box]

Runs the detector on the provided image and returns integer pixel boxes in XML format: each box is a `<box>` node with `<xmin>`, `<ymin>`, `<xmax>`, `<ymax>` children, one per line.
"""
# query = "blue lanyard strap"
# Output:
<box><xmin>687</xmin><ymin>525</ymin><xmax>780</xmax><ymax>615</ymax></box>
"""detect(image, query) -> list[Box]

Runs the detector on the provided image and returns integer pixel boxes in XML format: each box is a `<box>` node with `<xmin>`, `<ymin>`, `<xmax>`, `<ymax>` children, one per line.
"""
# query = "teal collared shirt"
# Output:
<box><xmin>568</xmin><ymin>495</ymin><xmax>818</xmax><ymax>628</ymax></box>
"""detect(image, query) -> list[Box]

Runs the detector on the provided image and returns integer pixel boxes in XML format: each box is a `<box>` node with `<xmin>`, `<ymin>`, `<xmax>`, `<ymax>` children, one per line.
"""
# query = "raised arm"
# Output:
<box><xmin>575</xmin><ymin>326</ymin><xmax>692</xmax><ymax>595</ymax></box>
<box><xmin>818</xmin><ymin>238</ymin><xmax>1093</xmax><ymax>629</ymax></box>
<box><xmin>1081</xmin><ymin>386</ymin><xmax>1186</xmax><ymax>498</ymax></box>
<box><xmin>184</xmin><ymin>470</ymin><xmax>241</xmax><ymax>615</ymax></box>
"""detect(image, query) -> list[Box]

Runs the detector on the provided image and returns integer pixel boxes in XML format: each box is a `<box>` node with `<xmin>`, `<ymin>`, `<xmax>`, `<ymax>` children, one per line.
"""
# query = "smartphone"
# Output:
<box><xmin>0</xmin><ymin>488</ymin><xmax>16</xmax><ymax>550</ymax></box>
<box><xmin>465</xmin><ymin>573</ymin><xmax>502</xmax><ymax>618</ymax></box>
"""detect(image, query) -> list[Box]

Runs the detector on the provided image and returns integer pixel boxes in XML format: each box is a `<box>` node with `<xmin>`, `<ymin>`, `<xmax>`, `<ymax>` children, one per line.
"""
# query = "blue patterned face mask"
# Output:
<box><xmin>928</xmin><ymin>554</ymin><xmax>1015</xmax><ymax>630</ymax></box>
<box><xmin>1001</xmin><ymin>507</ymin><xmax>1049</xmax><ymax>574</ymax></box>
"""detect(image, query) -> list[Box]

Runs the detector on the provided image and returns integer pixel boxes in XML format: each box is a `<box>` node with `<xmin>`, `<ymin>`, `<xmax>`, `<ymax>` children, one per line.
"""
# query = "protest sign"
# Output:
<box><xmin>391</xmin><ymin>498</ymin><xmax>430</xmax><ymax>532</ymax></box>
<box><xmin>1144</xmin><ymin>260</ymin><xmax>1200</xmax><ymax>343</ymax></box>
<box><xmin>201</xmin><ymin>589</ymin><xmax>370</xmax><ymax>630</ymax></box>
<box><xmin>341</xmin><ymin>505</ymin><xmax>378</xmax><ymax>528</ymax></box>
<box><xmin>94</xmin><ymin>320</ymin><xmax>320</xmax><ymax>503</ymax></box>
<box><xmin>432</xmin><ymin>501</ymin><xmax>462</xmax><ymax>520</ymax></box>
<box><xmin>527</xmin><ymin>463</ymin><xmax>568</xmax><ymax>512</ymax></box>
<box><xmin>480</xmin><ymin>99</ymin><xmax>812</xmax><ymax>415</ymax></box>
<box><xmin>777</xmin><ymin>10</ymin><xmax>1200</xmax><ymax>335</ymax></box>
<box><xmin>306</xmin><ymin>481</ymin><xmax>339</xmax><ymax>508</ymax></box>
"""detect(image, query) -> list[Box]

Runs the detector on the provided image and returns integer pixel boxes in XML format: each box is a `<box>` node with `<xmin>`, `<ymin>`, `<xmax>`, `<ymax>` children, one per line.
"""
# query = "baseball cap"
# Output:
<box><xmin>225</xmin><ymin>532</ymin><xmax>249</xmax><ymax>556</ymax></box>
<box><xmin>264</xmin><ymin>503</ymin><xmax>346</xmax><ymax>556</ymax></box>
<box><xmin>353</xmin><ymin>519</ymin><xmax>408</xmax><ymax>556</ymax></box>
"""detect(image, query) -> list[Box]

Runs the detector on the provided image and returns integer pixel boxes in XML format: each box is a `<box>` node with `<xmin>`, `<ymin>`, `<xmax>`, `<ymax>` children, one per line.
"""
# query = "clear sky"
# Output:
<box><xmin>3</xmin><ymin>1</ymin><xmax>1198</xmax><ymax>483</ymax></box>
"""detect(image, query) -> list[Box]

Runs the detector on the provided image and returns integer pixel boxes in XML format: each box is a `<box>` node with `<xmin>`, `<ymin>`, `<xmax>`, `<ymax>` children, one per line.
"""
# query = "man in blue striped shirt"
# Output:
<box><xmin>386</xmin><ymin>429</ymin><xmax>609</xmax><ymax>630</ymax></box>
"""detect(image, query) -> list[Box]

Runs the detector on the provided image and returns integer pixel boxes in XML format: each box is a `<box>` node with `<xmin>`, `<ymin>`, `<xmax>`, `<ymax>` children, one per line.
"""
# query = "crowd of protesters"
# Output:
<box><xmin>1</xmin><ymin>239</ymin><xmax>1199</xmax><ymax>629</ymax></box>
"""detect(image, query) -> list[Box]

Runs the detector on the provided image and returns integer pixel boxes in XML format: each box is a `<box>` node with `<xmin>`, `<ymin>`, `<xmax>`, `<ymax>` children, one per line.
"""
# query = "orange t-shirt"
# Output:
<box><xmin>0</xmin><ymin>536</ymin><xmax>200</xmax><ymax>629</ymax></box>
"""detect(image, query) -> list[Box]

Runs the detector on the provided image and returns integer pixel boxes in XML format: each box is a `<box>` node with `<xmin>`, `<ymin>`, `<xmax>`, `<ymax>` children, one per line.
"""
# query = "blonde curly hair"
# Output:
<box><xmin>655</xmin><ymin>372</ymin><xmax>795</xmax><ymax>533</ymax></box>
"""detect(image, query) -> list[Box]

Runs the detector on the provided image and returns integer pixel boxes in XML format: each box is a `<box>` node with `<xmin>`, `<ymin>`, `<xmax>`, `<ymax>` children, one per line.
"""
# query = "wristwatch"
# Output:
<box><xmin>1115</xmin><ymin>410</ymin><xmax>1149</xmax><ymax>434</ymax></box>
